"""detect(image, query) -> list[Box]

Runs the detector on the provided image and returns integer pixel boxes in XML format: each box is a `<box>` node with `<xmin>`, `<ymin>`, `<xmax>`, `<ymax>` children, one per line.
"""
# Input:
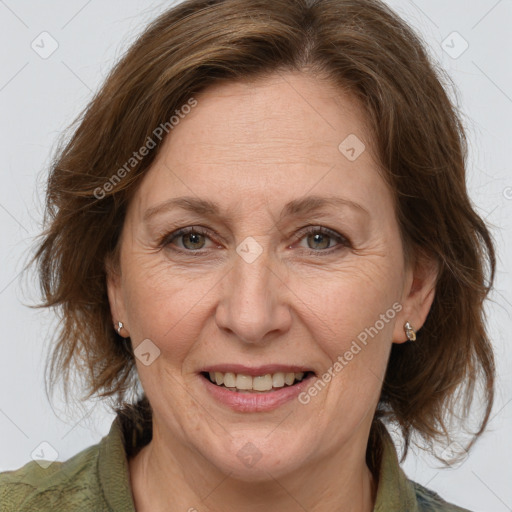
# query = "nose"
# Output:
<box><xmin>215</xmin><ymin>246</ymin><xmax>292</xmax><ymax>345</ymax></box>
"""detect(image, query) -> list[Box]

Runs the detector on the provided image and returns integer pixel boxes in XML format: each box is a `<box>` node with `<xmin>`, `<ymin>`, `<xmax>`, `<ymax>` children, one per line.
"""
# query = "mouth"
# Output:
<box><xmin>199</xmin><ymin>366</ymin><xmax>318</xmax><ymax>412</ymax></box>
<box><xmin>200</xmin><ymin>370</ymin><xmax>316</xmax><ymax>393</ymax></box>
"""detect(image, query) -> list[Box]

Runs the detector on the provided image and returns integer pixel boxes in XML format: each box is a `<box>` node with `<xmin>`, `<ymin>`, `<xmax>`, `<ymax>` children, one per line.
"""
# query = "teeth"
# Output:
<box><xmin>284</xmin><ymin>372</ymin><xmax>295</xmax><ymax>386</ymax></box>
<box><xmin>253</xmin><ymin>374</ymin><xmax>273</xmax><ymax>391</ymax></box>
<box><xmin>236</xmin><ymin>374</ymin><xmax>253</xmax><ymax>390</ymax></box>
<box><xmin>272</xmin><ymin>373</ymin><xmax>285</xmax><ymax>388</ymax></box>
<box><xmin>205</xmin><ymin>371</ymin><xmax>307</xmax><ymax>391</ymax></box>
<box><xmin>223</xmin><ymin>372</ymin><xmax>236</xmax><ymax>388</ymax></box>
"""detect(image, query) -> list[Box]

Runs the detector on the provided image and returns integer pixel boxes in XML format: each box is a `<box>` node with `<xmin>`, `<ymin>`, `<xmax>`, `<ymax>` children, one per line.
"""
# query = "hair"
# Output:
<box><xmin>32</xmin><ymin>0</ymin><xmax>496</xmax><ymax>465</ymax></box>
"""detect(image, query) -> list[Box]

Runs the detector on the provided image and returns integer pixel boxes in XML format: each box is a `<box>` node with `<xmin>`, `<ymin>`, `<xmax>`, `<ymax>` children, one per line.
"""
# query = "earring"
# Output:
<box><xmin>404</xmin><ymin>321</ymin><xmax>416</xmax><ymax>342</ymax></box>
<box><xmin>116</xmin><ymin>321</ymin><xmax>124</xmax><ymax>335</ymax></box>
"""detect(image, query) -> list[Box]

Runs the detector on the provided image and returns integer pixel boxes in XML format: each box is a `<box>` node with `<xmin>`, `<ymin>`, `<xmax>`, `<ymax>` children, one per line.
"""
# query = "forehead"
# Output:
<box><xmin>172</xmin><ymin>72</ymin><xmax>373</xmax><ymax>161</ymax></box>
<box><xmin>129</xmin><ymin>71</ymin><xmax>390</xmax><ymax>219</ymax></box>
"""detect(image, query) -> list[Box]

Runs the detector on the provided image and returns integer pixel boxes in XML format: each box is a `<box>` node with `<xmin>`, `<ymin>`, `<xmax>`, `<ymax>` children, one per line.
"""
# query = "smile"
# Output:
<box><xmin>202</xmin><ymin>370</ymin><xmax>313</xmax><ymax>392</ymax></box>
<box><xmin>199</xmin><ymin>369</ymin><xmax>317</xmax><ymax>412</ymax></box>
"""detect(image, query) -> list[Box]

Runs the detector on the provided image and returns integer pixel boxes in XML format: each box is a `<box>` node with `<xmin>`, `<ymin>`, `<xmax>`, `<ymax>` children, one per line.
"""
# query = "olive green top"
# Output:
<box><xmin>0</xmin><ymin>400</ymin><xmax>472</xmax><ymax>511</ymax></box>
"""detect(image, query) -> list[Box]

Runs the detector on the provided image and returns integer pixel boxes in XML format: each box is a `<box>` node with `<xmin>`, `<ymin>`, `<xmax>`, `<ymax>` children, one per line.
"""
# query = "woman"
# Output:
<box><xmin>0</xmin><ymin>0</ymin><xmax>496</xmax><ymax>510</ymax></box>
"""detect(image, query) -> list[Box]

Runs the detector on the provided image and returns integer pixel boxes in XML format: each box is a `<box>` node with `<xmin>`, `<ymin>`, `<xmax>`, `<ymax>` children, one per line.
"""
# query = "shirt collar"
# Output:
<box><xmin>370</xmin><ymin>421</ymin><xmax>419</xmax><ymax>511</ymax></box>
<box><xmin>98</xmin><ymin>413</ymin><xmax>138</xmax><ymax>511</ymax></box>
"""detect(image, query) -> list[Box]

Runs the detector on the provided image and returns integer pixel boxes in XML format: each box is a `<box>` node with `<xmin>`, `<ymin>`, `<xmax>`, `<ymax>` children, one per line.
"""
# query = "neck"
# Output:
<box><xmin>128</xmin><ymin>421</ymin><xmax>378</xmax><ymax>512</ymax></box>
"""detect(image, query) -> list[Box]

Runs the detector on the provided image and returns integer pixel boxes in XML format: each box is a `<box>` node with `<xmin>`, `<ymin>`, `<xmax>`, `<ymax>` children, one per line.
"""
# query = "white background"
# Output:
<box><xmin>0</xmin><ymin>1</ymin><xmax>510</xmax><ymax>511</ymax></box>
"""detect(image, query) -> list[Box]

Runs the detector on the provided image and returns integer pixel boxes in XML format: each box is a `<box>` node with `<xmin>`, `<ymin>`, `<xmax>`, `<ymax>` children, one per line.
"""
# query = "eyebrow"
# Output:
<box><xmin>143</xmin><ymin>194</ymin><xmax>369</xmax><ymax>222</ymax></box>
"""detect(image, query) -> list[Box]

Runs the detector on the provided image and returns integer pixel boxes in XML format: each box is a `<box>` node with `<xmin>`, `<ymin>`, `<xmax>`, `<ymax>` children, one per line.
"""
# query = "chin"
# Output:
<box><xmin>202</xmin><ymin>432</ymin><xmax>311</xmax><ymax>483</ymax></box>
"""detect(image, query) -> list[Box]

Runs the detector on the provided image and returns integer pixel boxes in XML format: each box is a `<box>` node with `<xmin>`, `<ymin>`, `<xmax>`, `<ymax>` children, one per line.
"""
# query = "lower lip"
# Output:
<box><xmin>200</xmin><ymin>373</ymin><xmax>316</xmax><ymax>412</ymax></box>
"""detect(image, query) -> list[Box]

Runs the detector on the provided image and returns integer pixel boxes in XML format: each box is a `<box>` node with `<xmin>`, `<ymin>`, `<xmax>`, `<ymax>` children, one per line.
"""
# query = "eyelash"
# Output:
<box><xmin>159</xmin><ymin>225</ymin><xmax>351</xmax><ymax>256</ymax></box>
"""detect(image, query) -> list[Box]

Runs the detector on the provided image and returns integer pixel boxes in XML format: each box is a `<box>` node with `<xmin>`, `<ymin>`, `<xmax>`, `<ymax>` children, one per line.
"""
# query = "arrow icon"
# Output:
<box><xmin>31</xmin><ymin>32</ymin><xmax>59</xmax><ymax>59</ymax></box>
<box><xmin>339</xmin><ymin>134</ymin><xmax>365</xmax><ymax>161</ymax></box>
<box><xmin>236</xmin><ymin>237</ymin><xmax>263</xmax><ymax>263</ymax></box>
<box><xmin>31</xmin><ymin>442</ymin><xmax>58</xmax><ymax>468</ymax></box>
<box><xmin>236</xmin><ymin>441</ymin><xmax>262</xmax><ymax>467</ymax></box>
<box><xmin>134</xmin><ymin>339</ymin><xmax>161</xmax><ymax>366</ymax></box>
<box><xmin>441</xmin><ymin>32</ymin><xmax>468</xmax><ymax>59</ymax></box>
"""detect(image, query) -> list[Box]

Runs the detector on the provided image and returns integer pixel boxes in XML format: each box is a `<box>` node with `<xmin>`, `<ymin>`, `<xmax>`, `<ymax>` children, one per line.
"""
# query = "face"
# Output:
<box><xmin>107</xmin><ymin>71</ymin><xmax>436</xmax><ymax>481</ymax></box>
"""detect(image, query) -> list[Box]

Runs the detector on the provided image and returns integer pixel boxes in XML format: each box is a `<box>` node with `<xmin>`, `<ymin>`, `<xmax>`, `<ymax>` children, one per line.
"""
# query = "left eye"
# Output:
<box><xmin>294</xmin><ymin>227</ymin><xmax>349</xmax><ymax>252</ymax></box>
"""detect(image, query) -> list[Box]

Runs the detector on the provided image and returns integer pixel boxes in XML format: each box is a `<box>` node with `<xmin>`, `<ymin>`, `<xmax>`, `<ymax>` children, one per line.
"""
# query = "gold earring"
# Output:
<box><xmin>404</xmin><ymin>321</ymin><xmax>416</xmax><ymax>341</ymax></box>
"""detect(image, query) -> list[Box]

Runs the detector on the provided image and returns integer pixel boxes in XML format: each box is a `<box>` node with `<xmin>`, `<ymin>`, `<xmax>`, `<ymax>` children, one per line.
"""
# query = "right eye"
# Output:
<box><xmin>160</xmin><ymin>226</ymin><xmax>219</xmax><ymax>253</ymax></box>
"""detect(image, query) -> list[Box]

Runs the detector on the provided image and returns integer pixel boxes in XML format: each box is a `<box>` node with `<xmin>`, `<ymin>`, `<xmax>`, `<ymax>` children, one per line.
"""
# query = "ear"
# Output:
<box><xmin>392</xmin><ymin>249</ymin><xmax>439</xmax><ymax>344</ymax></box>
<box><xmin>105</xmin><ymin>251</ymin><xmax>128</xmax><ymax>335</ymax></box>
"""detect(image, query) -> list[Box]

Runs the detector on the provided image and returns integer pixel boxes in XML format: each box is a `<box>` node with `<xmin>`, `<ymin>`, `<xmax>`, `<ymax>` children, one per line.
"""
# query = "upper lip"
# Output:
<box><xmin>200</xmin><ymin>364</ymin><xmax>316</xmax><ymax>377</ymax></box>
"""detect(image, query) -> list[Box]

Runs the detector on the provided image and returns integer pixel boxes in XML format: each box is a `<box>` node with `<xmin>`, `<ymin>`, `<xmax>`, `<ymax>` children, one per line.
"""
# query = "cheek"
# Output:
<box><xmin>120</xmin><ymin>253</ymin><xmax>220</xmax><ymax>356</ymax></box>
<box><xmin>300</xmin><ymin>267</ymin><xmax>399</xmax><ymax>419</ymax></box>
<box><xmin>293</xmin><ymin>267</ymin><xmax>397</xmax><ymax>449</ymax></box>
<box><xmin>295</xmin><ymin>256</ymin><xmax>402</xmax><ymax>351</ymax></box>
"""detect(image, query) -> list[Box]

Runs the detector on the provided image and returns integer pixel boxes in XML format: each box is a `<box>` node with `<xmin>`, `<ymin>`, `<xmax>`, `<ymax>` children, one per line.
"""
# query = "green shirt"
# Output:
<box><xmin>0</xmin><ymin>402</ymin><xmax>472</xmax><ymax>511</ymax></box>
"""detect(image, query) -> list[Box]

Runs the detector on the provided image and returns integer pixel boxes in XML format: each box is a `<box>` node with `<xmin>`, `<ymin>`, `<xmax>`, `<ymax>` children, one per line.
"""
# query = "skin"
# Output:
<box><xmin>107</xmin><ymin>71</ymin><xmax>438</xmax><ymax>512</ymax></box>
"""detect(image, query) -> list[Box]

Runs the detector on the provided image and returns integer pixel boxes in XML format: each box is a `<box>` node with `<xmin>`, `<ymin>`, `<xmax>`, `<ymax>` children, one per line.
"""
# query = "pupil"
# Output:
<box><xmin>309</xmin><ymin>233</ymin><xmax>329</xmax><ymax>249</ymax></box>
<box><xmin>185</xmin><ymin>232</ymin><xmax>204</xmax><ymax>249</ymax></box>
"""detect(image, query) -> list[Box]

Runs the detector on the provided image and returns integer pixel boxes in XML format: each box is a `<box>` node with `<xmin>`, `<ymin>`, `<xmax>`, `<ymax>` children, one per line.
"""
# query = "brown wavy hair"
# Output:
<box><xmin>32</xmin><ymin>0</ymin><xmax>496</xmax><ymax>464</ymax></box>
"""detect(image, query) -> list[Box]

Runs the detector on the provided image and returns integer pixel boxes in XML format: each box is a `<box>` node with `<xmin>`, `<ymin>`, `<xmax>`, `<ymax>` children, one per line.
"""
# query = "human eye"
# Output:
<box><xmin>292</xmin><ymin>225</ymin><xmax>351</xmax><ymax>255</ymax></box>
<box><xmin>158</xmin><ymin>225</ymin><xmax>350</xmax><ymax>257</ymax></box>
<box><xmin>159</xmin><ymin>226</ymin><xmax>219</xmax><ymax>254</ymax></box>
